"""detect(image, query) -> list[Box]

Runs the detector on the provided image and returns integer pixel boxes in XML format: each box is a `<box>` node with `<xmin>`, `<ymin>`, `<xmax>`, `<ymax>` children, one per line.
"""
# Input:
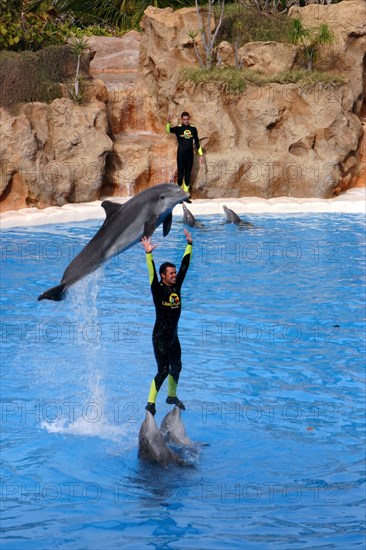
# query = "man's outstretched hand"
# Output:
<box><xmin>184</xmin><ymin>228</ymin><xmax>192</xmax><ymax>244</ymax></box>
<box><xmin>141</xmin><ymin>236</ymin><xmax>158</xmax><ymax>253</ymax></box>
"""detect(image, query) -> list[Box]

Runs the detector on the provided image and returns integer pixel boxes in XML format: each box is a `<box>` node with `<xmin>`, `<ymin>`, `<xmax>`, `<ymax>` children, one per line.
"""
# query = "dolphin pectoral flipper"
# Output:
<box><xmin>163</xmin><ymin>213</ymin><xmax>173</xmax><ymax>236</ymax></box>
<box><xmin>38</xmin><ymin>283</ymin><xmax>67</xmax><ymax>301</ymax></box>
<box><xmin>101</xmin><ymin>200</ymin><xmax>123</xmax><ymax>218</ymax></box>
<box><xmin>144</xmin><ymin>215</ymin><xmax>158</xmax><ymax>238</ymax></box>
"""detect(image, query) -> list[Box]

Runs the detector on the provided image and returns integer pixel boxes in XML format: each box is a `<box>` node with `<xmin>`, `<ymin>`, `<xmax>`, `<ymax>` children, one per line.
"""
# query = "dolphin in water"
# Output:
<box><xmin>38</xmin><ymin>184</ymin><xmax>189</xmax><ymax>301</ymax></box>
<box><xmin>160</xmin><ymin>406</ymin><xmax>195</xmax><ymax>447</ymax></box>
<box><xmin>222</xmin><ymin>205</ymin><xmax>255</xmax><ymax>228</ymax></box>
<box><xmin>182</xmin><ymin>203</ymin><xmax>205</xmax><ymax>229</ymax></box>
<box><xmin>138</xmin><ymin>410</ymin><xmax>184</xmax><ymax>468</ymax></box>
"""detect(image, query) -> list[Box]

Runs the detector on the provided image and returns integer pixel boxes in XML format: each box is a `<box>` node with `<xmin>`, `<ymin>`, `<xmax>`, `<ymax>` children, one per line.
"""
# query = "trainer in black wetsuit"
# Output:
<box><xmin>141</xmin><ymin>229</ymin><xmax>193</xmax><ymax>416</ymax></box>
<box><xmin>166</xmin><ymin>111</ymin><xmax>203</xmax><ymax>193</ymax></box>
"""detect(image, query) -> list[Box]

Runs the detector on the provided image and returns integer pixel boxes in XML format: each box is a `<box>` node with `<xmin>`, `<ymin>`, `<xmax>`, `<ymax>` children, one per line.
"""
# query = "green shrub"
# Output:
<box><xmin>0</xmin><ymin>51</ymin><xmax>61</xmax><ymax>105</ymax></box>
<box><xmin>0</xmin><ymin>8</ymin><xmax>70</xmax><ymax>51</ymax></box>
<box><xmin>180</xmin><ymin>66</ymin><xmax>345</xmax><ymax>94</ymax></box>
<box><xmin>69</xmin><ymin>24</ymin><xmax>126</xmax><ymax>37</ymax></box>
<box><xmin>217</xmin><ymin>5</ymin><xmax>293</xmax><ymax>47</ymax></box>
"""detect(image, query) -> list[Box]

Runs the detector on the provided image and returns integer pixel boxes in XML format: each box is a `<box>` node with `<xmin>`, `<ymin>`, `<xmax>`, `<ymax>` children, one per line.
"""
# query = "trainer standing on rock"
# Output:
<box><xmin>166</xmin><ymin>111</ymin><xmax>204</xmax><ymax>193</ymax></box>
<box><xmin>142</xmin><ymin>228</ymin><xmax>193</xmax><ymax>416</ymax></box>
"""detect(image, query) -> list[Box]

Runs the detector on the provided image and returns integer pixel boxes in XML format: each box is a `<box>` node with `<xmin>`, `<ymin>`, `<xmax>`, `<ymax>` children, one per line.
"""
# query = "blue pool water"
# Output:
<box><xmin>1</xmin><ymin>213</ymin><xmax>365</xmax><ymax>549</ymax></box>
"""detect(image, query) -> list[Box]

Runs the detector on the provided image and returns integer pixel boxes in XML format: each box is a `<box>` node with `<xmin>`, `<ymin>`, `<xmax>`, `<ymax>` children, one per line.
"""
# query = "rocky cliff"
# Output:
<box><xmin>0</xmin><ymin>97</ymin><xmax>112</xmax><ymax>211</ymax></box>
<box><xmin>0</xmin><ymin>0</ymin><xmax>365</xmax><ymax>211</ymax></box>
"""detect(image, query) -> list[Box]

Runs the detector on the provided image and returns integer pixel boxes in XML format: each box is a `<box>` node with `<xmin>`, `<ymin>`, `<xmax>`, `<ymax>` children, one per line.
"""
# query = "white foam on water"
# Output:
<box><xmin>41</xmin><ymin>375</ymin><xmax>137</xmax><ymax>445</ymax></box>
<box><xmin>1</xmin><ymin>188</ymin><xmax>365</xmax><ymax>229</ymax></box>
<box><xmin>41</xmin><ymin>414</ymin><xmax>130</xmax><ymax>442</ymax></box>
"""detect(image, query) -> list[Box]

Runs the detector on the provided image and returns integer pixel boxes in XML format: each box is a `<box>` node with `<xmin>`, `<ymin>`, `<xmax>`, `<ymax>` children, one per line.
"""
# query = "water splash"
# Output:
<box><xmin>39</xmin><ymin>270</ymin><xmax>131</xmax><ymax>442</ymax></box>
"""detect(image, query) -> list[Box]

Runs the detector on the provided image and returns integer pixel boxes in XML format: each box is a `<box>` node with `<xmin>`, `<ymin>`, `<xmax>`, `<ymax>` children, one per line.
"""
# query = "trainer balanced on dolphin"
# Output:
<box><xmin>38</xmin><ymin>184</ymin><xmax>190</xmax><ymax>301</ymax></box>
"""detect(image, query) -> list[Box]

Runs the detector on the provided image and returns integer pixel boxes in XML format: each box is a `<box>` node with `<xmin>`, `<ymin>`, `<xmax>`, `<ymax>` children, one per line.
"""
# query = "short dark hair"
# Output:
<box><xmin>159</xmin><ymin>262</ymin><xmax>176</xmax><ymax>276</ymax></box>
<box><xmin>181</xmin><ymin>111</ymin><xmax>190</xmax><ymax>118</ymax></box>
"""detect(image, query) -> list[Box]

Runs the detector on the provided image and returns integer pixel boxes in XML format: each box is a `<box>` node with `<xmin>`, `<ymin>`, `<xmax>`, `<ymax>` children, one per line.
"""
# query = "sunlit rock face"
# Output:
<box><xmin>0</xmin><ymin>98</ymin><xmax>112</xmax><ymax>212</ymax></box>
<box><xmin>138</xmin><ymin>3</ymin><xmax>364</xmax><ymax>199</ymax></box>
<box><xmin>0</xmin><ymin>0</ymin><xmax>364</xmax><ymax>211</ymax></box>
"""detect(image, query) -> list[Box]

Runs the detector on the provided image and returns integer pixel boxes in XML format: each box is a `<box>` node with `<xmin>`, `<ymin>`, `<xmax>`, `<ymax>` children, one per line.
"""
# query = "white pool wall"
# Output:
<box><xmin>1</xmin><ymin>188</ymin><xmax>365</xmax><ymax>229</ymax></box>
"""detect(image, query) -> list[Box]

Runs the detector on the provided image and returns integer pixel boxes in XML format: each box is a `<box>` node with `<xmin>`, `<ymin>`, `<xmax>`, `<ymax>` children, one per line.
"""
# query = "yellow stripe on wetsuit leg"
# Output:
<box><xmin>167</xmin><ymin>374</ymin><xmax>177</xmax><ymax>398</ymax></box>
<box><xmin>166</xmin><ymin>122</ymin><xmax>171</xmax><ymax>133</ymax></box>
<box><xmin>148</xmin><ymin>379</ymin><xmax>158</xmax><ymax>403</ymax></box>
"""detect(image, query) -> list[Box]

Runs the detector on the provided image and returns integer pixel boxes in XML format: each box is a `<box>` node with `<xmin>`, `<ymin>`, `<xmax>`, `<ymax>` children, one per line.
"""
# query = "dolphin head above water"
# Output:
<box><xmin>222</xmin><ymin>204</ymin><xmax>255</xmax><ymax>228</ymax></box>
<box><xmin>223</xmin><ymin>205</ymin><xmax>241</xmax><ymax>224</ymax></box>
<box><xmin>182</xmin><ymin>203</ymin><xmax>205</xmax><ymax>229</ymax></box>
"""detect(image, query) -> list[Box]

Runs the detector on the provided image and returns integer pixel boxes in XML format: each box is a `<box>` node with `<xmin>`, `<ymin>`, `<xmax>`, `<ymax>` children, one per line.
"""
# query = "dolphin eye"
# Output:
<box><xmin>160</xmin><ymin>194</ymin><xmax>165</xmax><ymax>200</ymax></box>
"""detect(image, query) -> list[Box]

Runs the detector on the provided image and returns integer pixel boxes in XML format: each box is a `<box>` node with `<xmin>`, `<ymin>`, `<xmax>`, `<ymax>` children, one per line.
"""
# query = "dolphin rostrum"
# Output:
<box><xmin>38</xmin><ymin>184</ymin><xmax>189</xmax><ymax>301</ymax></box>
<box><xmin>222</xmin><ymin>205</ymin><xmax>255</xmax><ymax>228</ymax></box>
<box><xmin>182</xmin><ymin>203</ymin><xmax>205</xmax><ymax>228</ymax></box>
<box><xmin>160</xmin><ymin>406</ymin><xmax>195</xmax><ymax>447</ymax></box>
<box><xmin>138</xmin><ymin>410</ymin><xmax>184</xmax><ymax>468</ymax></box>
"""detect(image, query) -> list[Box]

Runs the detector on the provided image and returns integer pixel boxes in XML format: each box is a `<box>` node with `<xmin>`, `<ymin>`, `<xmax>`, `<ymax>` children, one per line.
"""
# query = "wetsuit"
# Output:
<box><xmin>166</xmin><ymin>123</ymin><xmax>203</xmax><ymax>191</ymax></box>
<box><xmin>146</xmin><ymin>243</ymin><xmax>192</xmax><ymax>405</ymax></box>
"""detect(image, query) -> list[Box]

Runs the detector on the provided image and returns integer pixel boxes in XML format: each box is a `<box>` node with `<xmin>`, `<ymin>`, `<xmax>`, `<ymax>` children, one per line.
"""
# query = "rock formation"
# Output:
<box><xmin>0</xmin><ymin>98</ymin><xmax>112</xmax><ymax>211</ymax></box>
<box><xmin>0</xmin><ymin>0</ymin><xmax>365</xmax><ymax>211</ymax></box>
<box><xmin>137</xmin><ymin>0</ymin><xmax>365</xmax><ymax>199</ymax></box>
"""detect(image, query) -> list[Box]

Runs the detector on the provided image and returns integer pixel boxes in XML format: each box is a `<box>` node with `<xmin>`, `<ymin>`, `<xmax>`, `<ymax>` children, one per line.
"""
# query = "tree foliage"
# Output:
<box><xmin>0</xmin><ymin>1</ymin><xmax>70</xmax><ymax>50</ymax></box>
<box><xmin>188</xmin><ymin>0</ymin><xmax>225</xmax><ymax>69</ymax></box>
<box><xmin>26</xmin><ymin>0</ymin><xmax>198</xmax><ymax>31</ymax></box>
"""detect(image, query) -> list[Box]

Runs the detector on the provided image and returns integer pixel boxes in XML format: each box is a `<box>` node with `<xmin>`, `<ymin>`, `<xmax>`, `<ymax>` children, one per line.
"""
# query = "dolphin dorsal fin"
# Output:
<box><xmin>163</xmin><ymin>213</ymin><xmax>173</xmax><ymax>237</ymax></box>
<box><xmin>144</xmin><ymin>215</ymin><xmax>158</xmax><ymax>238</ymax></box>
<box><xmin>101</xmin><ymin>200</ymin><xmax>121</xmax><ymax>219</ymax></box>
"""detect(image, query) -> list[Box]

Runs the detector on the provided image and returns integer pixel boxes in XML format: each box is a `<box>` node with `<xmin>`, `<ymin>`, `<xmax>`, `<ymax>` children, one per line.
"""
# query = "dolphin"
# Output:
<box><xmin>182</xmin><ymin>203</ymin><xmax>205</xmax><ymax>228</ymax></box>
<box><xmin>138</xmin><ymin>410</ymin><xmax>184</xmax><ymax>468</ymax></box>
<box><xmin>160</xmin><ymin>406</ymin><xmax>195</xmax><ymax>447</ymax></box>
<box><xmin>38</xmin><ymin>184</ymin><xmax>189</xmax><ymax>301</ymax></box>
<box><xmin>222</xmin><ymin>205</ymin><xmax>255</xmax><ymax>228</ymax></box>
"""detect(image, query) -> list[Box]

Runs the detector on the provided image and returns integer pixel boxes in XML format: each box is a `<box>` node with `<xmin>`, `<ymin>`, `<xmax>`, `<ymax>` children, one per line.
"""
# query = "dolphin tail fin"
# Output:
<box><xmin>38</xmin><ymin>283</ymin><xmax>67</xmax><ymax>301</ymax></box>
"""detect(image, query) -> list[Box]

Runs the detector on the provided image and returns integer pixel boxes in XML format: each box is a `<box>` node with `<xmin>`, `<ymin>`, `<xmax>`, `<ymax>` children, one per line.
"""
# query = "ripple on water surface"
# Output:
<box><xmin>1</xmin><ymin>213</ymin><xmax>365</xmax><ymax>549</ymax></box>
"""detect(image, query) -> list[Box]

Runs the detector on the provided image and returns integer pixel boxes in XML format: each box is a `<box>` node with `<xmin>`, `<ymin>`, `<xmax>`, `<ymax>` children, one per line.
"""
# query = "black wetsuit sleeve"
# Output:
<box><xmin>166</xmin><ymin>123</ymin><xmax>179</xmax><ymax>135</ymax></box>
<box><xmin>177</xmin><ymin>243</ymin><xmax>192</xmax><ymax>288</ymax></box>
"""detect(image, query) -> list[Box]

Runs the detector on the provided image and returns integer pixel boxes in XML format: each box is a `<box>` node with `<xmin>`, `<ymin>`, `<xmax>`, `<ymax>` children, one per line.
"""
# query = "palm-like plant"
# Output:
<box><xmin>290</xmin><ymin>17</ymin><xmax>335</xmax><ymax>72</ymax></box>
<box><xmin>68</xmin><ymin>35</ymin><xmax>90</xmax><ymax>98</ymax></box>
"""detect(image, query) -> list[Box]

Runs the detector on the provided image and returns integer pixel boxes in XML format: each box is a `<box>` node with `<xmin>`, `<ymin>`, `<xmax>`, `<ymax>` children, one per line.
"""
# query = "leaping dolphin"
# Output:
<box><xmin>38</xmin><ymin>184</ymin><xmax>189</xmax><ymax>301</ymax></box>
<box><xmin>222</xmin><ymin>205</ymin><xmax>255</xmax><ymax>228</ymax></box>
<box><xmin>160</xmin><ymin>406</ymin><xmax>195</xmax><ymax>447</ymax></box>
<box><xmin>182</xmin><ymin>203</ymin><xmax>205</xmax><ymax>229</ymax></box>
<box><xmin>138</xmin><ymin>410</ymin><xmax>184</xmax><ymax>468</ymax></box>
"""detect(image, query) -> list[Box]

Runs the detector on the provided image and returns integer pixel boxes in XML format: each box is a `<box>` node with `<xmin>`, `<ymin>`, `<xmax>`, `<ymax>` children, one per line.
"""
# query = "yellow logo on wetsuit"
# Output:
<box><xmin>162</xmin><ymin>293</ymin><xmax>180</xmax><ymax>309</ymax></box>
<box><xmin>182</xmin><ymin>129</ymin><xmax>192</xmax><ymax>139</ymax></box>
